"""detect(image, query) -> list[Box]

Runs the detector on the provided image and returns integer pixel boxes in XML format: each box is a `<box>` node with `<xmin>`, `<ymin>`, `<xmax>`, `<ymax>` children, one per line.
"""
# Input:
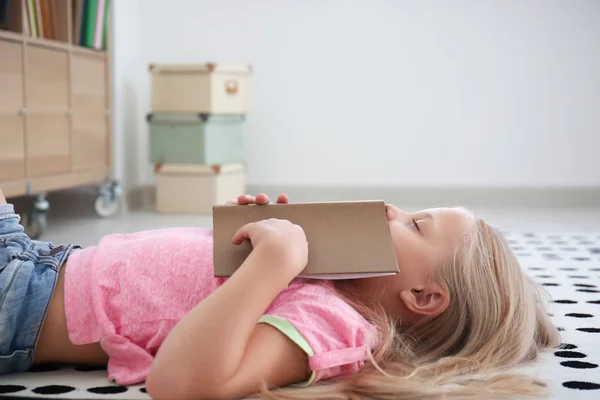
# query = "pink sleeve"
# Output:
<box><xmin>259</xmin><ymin>282</ymin><xmax>378</xmax><ymax>385</ymax></box>
<box><xmin>100</xmin><ymin>334</ymin><xmax>154</xmax><ymax>386</ymax></box>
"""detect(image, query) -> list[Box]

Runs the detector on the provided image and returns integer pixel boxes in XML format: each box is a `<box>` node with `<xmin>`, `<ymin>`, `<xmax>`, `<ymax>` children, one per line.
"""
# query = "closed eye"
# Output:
<box><xmin>412</xmin><ymin>218</ymin><xmax>421</xmax><ymax>233</ymax></box>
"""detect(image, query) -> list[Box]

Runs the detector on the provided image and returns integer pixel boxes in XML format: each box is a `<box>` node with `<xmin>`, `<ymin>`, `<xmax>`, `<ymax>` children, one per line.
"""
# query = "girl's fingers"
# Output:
<box><xmin>237</xmin><ymin>194</ymin><xmax>254</xmax><ymax>205</ymax></box>
<box><xmin>276</xmin><ymin>193</ymin><xmax>289</xmax><ymax>204</ymax></box>
<box><xmin>255</xmin><ymin>193</ymin><xmax>270</xmax><ymax>205</ymax></box>
<box><xmin>231</xmin><ymin>223</ymin><xmax>254</xmax><ymax>245</ymax></box>
<box><xmin>229</xmin><ymin>193</ymin><xmax>283</xmax><ymax>206</ymax></box>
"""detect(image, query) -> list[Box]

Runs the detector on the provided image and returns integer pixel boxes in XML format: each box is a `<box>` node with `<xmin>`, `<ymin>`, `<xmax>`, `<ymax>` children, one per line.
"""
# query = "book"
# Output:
<box><xmin>1</xmin><ymin>0</ymin><xmax>25</xmax><ymax>33</ymax></box>
<box><xmin>51</xmin><ymin>0</ymin><xmax>68</xmax><ymax>42</ymax></box>
<box><xmin>26</xmin><ymin>0</ymin><xmax>38</xmax><ymax>38</ymax></box>
<box><xmin>0</xmin><ymin>0</ymin><xmax>9</xmax><ymax>28</ymax></box>
<box><xmin>212</xmin><ymin>200</ymin><xmax>399</xmax><ymax>280</ymax></box>
<box><xmin>72</xmin><ymin>0</ymin><xmax>82</xmax><ymax>44</ymax></box>
<box><xmin>82</xmin><ymin>0</ymin><xmax>97</xmax><ymax>47</ymax></box>
<box><xmin>34</xmin><ymin>0</ymin><xmax>43</xmax><ymax>38</ymax></box>
<box><xmin>92</xmin><ymin>0</ymin><xmax>104</xmax><ymax>49</ymax></box>
<box><xmin>100</xmin><ymin>0</ymin><xmax>108</xmax><ymax>50</ymax></box>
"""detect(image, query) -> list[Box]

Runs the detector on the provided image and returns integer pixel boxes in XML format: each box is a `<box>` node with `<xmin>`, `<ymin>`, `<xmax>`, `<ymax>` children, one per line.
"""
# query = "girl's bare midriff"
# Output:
<box><xmin>32</xmin><ymin>265</ymin><xmax>109</xmax><ymax>366</ymax></box>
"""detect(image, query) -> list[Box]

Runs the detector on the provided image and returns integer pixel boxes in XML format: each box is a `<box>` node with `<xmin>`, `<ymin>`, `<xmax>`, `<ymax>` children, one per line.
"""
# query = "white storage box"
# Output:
<box><xmin>149</xmin><ymin>63</ymin><xmax>252</xmax><ymax>114</ymax></box>
<box><xmin>155</xmin><ymin>163</ymin><xmax>245</xmax><ymax>214</ymax></box>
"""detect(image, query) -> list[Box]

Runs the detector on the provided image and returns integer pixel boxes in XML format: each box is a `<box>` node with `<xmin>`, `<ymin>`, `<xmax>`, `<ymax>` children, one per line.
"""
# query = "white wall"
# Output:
<box><xmin>110</xmin><ymin>0</ymin><xmax>145</xmax><ymax>188</ymax></box>
<box><xmin>120</xmin><ymin>0</ymin><xmax>600</xmax><ymax>188</ymax></box>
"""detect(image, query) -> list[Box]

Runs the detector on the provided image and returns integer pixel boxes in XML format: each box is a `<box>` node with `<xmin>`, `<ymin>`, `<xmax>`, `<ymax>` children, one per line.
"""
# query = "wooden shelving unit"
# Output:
<box><xmin>0</xmin><ymin>0</ymin><xmax>118</xmax><ymax>236</ymax></box>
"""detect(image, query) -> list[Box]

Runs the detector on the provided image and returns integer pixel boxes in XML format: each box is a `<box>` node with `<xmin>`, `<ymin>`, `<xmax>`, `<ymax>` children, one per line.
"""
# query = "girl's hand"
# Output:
<box><xmin>226</xmin><ymin>193</ymin><xmax>289</xmax><ymax>206</ymax></box>
<box><xmin>232</xmin><ymin>218</ymin><xmax>308</xmax><ymax>281</ymax></box>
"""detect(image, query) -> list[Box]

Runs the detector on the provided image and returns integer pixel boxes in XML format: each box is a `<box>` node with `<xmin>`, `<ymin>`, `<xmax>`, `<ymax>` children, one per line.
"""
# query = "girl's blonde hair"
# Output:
<box><xmin>262</xmin><ymin>213</ymin><xmax>561</xmax><ymax>399</ymax></box>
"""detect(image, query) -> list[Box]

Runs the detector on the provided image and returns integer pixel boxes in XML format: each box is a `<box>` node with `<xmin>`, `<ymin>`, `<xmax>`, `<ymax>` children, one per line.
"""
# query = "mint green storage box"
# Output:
<box><xmin>148</xmin><ymin>113</ymin><xmax>244</xmax><ymax>165</ymax></box>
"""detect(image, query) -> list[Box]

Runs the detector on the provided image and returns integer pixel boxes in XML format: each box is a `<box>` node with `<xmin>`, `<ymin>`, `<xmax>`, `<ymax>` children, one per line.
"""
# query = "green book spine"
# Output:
<box><xmin>83</xmin><ymin>0</ymin><xmax>97</xmax><ymax>47</ymax></box>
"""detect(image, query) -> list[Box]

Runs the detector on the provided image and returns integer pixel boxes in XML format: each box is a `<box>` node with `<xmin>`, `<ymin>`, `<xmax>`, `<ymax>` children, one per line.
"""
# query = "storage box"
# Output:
<box><xmin>155</xmin><ymin>163</ymin><xmax>245</xmax><ymax>214</ymax></box>
<box><xmin>148</xmin><ymin>113</ymin><xmax>244</xmax><ymax>165</ymax></box>
<box><xmin>149</xmin><ymin>63</ymin><xmax>251</xmax><ymax>114</ymax></box>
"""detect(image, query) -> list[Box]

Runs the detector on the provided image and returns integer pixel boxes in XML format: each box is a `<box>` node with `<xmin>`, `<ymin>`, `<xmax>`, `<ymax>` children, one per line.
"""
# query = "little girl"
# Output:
<box><xmin>0</xmin><ymin>188</ymin><xmax>560</xmax><ymax>400</ymax></box>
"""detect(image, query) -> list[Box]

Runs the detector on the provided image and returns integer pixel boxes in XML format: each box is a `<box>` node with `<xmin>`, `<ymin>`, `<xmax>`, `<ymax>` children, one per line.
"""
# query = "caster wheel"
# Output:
<box><xmin>95</xmin><ymin>182</ymin><xmax>122</xmax><ymax>218</ymax></box>
<box><xmin>23</xmin><ymin>209</ymin><xmax>47</xmax><ymax>240</ymax></box>
<box><xmin>24</xmin><ymin>194</ymin><xmax>49</xmax><ymax>239</ymax></box>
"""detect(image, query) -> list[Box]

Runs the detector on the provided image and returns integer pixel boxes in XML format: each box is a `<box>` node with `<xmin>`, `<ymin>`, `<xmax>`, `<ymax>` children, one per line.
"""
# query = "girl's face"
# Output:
<box><xmin>348</xmin><ymin>205</ymin><xmax>473</xmax><ymax>321</ymax></box>
<box><xmin>385</xmin><ymin>205</ymin><xmax>473</xmax><ymax>284</ymax></box>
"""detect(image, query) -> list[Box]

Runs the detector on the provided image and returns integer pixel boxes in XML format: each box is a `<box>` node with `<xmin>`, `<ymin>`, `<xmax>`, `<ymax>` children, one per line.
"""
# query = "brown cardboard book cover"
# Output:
<box><xmin>212</xmin><ymin>200</ymin><xmax>399</xmax><ymax>279</ymax></box>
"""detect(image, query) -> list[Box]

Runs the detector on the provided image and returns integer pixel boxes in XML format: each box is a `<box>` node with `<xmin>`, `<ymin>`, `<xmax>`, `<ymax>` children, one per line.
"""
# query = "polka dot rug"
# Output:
<box><xmin>0</xmin><ymin>231</ymin><xmax>598</xmax><ymax>399</ymax></box>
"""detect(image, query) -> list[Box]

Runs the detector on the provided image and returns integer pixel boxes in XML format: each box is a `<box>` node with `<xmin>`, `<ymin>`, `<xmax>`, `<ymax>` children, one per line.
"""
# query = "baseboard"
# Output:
<box><xmin>127</xmin><ymin>184</ymin><xmax>600</xmax><ymax>211</ymax></box>
<box><xmin>128</xmin><ymin>185</ymin><xmax>156</xmax><ymax>211</ymax></box>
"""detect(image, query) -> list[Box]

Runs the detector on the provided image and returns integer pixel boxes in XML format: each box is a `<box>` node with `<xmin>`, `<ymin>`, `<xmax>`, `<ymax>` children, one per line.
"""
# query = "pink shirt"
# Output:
<box><xmin>64</xmin><ymin>227</ymin><xmax>378</xmax><ymax>386</ymax></box>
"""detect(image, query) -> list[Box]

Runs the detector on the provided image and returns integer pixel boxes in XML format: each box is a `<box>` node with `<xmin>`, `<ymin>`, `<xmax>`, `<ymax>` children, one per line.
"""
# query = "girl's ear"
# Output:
<box><xmin>399</xmin><ymin>284</ymin><xmax>449</xmax><ymax>317</ymax></box>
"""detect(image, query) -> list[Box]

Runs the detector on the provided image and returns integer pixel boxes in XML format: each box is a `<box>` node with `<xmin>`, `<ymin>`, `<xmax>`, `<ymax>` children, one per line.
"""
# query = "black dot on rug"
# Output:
<box><xmin>562</xmin><ymin>381</ymin><xmax>600</xmax><ymax>390</ymax></box>
<box><xmin>32</xmin><ymin>385</ymin><xmax>76</xmax><ymax>395</ymax></box>
<box><xmin>561</xmin><ymin>361</ymin><xmax>599</xmax><ymax>369</ymax></box>
<box><xmin>542</xmin><ymin>283</ymin><xmax>560</xmax><ymax>286</ymax></box>
<box><xmin>569</xmin><ymin>275</ymin><xmax>590</xmax><ymax>279</ymax></box>
<box><xmin>554</xmin><ymin>299</ymin><xmax>578</xmax><ymax>304</ymax></box>
<box><xmin>554</xmin><ymin>351</ymin><xmax>587</xmax><ymax>358</ymax></box>
<box><xmin>589</xmin><ymin>267</ymin><xmax>600</xmax><ymax>271</ymax></box>
<box><xmin>562</xmin><ymin>247</ymin><xmax>578</xmax><ymax>251</ymax></box>
<box><xmin>578</xmin><ymin>289</ymin><xmax>600</xmax><ymax>293</ymax></box>
<box><xmin>75</xmin><ymin>365</ymin><xmax>108</xmax><ymax>372</ymax></box>
<box><xmin>27</xmin><ymin>363</ymin><xmax>62</xmax><ymax>372</ymax></box>
<box><xmin>0</xmin><ymin>385</ymin><xmax>27</xmax><ymax>394</ymax></box>
<box><xmin>88</xmin><ymin>386</ymin><xmax>129</xmax><ymax>394</ymax></box>
<box><xmin>557</xmin><ymin>327</ymin><xmax>565</xmax><ymax>332</ymax></box>
<box><xmin>529</xmin><ymin>267</ymin><xmax>545</xmax><ymax>271</ymax></box>
<box><xmin>573</xmin><ymin>257</ymin><xmax>591</xmax><ymax>261</ymax></box>
<box><xmin>559</xmin><ymin>267</ymin><xmax>578</xmax><ymax>271</ymax></box>
<box><xmin>543</xmin><ymin>254</ymin><xmax>562</xmax><ymax>260</ymax></box>
<box><xmin>577</xmin><ymin>328</ymin><xmax>600</xmax><ymax>333</ymax></box>
<box><xmin>140</xmin><ymin>387</ymin><xmax>147</xmax><ymax>393</ymax></box>
<box><xmin>588</xmin><ymin>300</ymin><xmax>600</xmax><ymax>304</ymax></box>
<box><xmin>536</xmin><ymin>275</ymin><xmax>555</xmax><ymax>278</ymax></box>
<box><xmin>566</xmin><ymin>313</ymin><xmax>594</xmax><ymax>318</ymax></box>
<box><xmin>560</xmin><ymin>343</ymin><xmax>578</xmax><ymax>349</ymax></box>
<box><xmin>588</xmin><ymin>248</ymin><xmax>600</xmax><ymax>254</ymax></box>
<box><xmin>574</xmin><ymin>283</ymin><xmax>597</xmax><ymax>288</ymax></box>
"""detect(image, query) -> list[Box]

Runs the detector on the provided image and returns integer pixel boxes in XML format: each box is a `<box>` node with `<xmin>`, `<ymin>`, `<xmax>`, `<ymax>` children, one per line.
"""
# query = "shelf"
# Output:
<box><xmin>26</xmin><ymin>36</ymin><xmax>70</xmax><ymax>52</ymax></box>
<box><xmin>1</xmin><ymin>30</ymin><xmax>106</xmax><ymax>56</ymax></box>
<box><xmin>72</xmin><ymin>45</ymin><xmax>106</xmax><ymax>59</ymax></box>
<box><xmin>0</xmin><ymin>29</ymin><xmax>24</xmax><ymax>43</ymax></box>
<box><xmin>0</xmin><ymin>0</ymin><xmax>113</xmax><ymax>204</ymax></box>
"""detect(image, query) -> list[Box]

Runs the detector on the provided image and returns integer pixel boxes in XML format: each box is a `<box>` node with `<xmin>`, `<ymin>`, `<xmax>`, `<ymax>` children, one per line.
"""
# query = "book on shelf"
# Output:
<box><xmin>76</xmin><ymin>0</ymin><xmax>109</xmax><ymax>50</ymax></box>
<box><xmin>0</xmin><ymin>0</ymin><xmax>9</xmax><ymax>29</ymax></box>
<box><xmin>0</xmin><ymin>0</ymin><xmax>109</xmax><ymax>51</ymax></box>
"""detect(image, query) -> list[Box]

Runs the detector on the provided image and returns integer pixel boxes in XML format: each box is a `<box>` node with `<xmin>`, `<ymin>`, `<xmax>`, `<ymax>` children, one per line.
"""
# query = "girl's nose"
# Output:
<box><xmin>385</xmin><ymin>204</ymin><xmax>406</xmax><ymax>221</ymax></box>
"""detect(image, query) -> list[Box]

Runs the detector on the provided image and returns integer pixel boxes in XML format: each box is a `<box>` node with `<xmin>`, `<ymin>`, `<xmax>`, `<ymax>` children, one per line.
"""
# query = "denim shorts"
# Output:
<box><xmin>0</xmin><ymin>204</ymin><xmax>79</xmax><ymax>374</ymax></box>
